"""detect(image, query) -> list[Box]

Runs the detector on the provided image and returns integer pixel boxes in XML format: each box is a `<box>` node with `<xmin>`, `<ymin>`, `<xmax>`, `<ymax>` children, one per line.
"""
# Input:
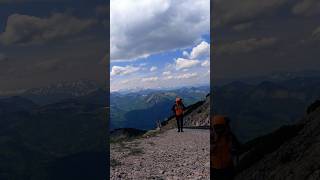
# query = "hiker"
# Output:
<box><xmin>171</xmin><ymin>97</ymin><xmax>186</xmax><ymax>132</ymax></box>
<box><xmin>211</xmin><ymin>115</ymin><xmax>241</xmax><ymax>180</ymax></box>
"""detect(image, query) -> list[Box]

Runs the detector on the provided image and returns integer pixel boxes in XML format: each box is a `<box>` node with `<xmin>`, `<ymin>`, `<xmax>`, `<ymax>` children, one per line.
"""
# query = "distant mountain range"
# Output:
<box><xmin>110</xmin><ymin>85</ymin><xmax>209</xmax><ymax>130</ymax></box>
<box><xmin>214</xmin><ymin>76</ymin><xmax>320</xmax><ymax>142</ymax></box>
<box><xmin>0</xmin><ymin>81</ymin><xmax>107</xmax><ymax>180</ymax></box>
<box><xmin>214</xmin><ymin>69</ymin><xmax>320</xmax><ymax>86</ymax></box>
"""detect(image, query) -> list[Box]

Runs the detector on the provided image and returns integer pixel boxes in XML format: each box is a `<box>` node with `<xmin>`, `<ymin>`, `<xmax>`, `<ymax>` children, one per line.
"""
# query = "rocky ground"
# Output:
<box><xmin>110</xmin><ymin>128</ymin><xmax>210</xmax><ymax>180</ymax></box>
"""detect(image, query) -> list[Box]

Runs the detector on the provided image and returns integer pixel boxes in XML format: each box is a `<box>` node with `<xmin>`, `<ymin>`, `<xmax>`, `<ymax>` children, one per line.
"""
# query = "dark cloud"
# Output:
<box><xmin>216</xmin><ymin>37</ymin><xmax>277</xmax><ymax>55</ymax></box>
<box><xmin>312</xmin><ymin>26</ymin><xmax>320</xmax><ymax>40</ymax></box>
<box><xmin>232</xmin><ymin>22</ymin><xmax>253</xmax><ymax>31</ymax></box>
<box><xmin>212</xmin><ymin>0</ymin><xmax>289</xmax><ymax>26</ymax></box>
<box><xmin>0</xmin><ymin>53</ymin><xmax>8</xmax><ymax>62</ymax></box>
<box><xmin>0</xmin><ymin>13</ymin><xmax>97</xmax><ymax>45</ymax></box>
<box><xmin>292</xmin><ymin>0</ymin><xmax>320</xmax><ymax>16</ymax></box>
<box><xmin>212</xmin><ymin>0</ymin><xmax>320</xmax><ymax>81</ymax></box>
<box><xmin>0</xmin><ymin>0</ymin><xmax>69</xmax><ymax>3</ymax></box>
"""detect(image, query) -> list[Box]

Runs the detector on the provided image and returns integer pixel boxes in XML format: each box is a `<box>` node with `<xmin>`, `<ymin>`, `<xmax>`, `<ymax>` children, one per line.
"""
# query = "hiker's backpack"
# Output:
<box><xmin>175</xmin><ymin>104</ymin><xmax>184</xmax><ymax>116</ymax></box>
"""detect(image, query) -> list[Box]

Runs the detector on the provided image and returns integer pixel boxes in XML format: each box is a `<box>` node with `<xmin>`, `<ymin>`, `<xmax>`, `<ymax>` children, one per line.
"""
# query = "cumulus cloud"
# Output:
<box><xmin>150</xmin><ymin>66</ymin><xmax>158</xmax><ymax>72</ymax></box>
<box><xmin>110</xmin><ymin>65</ymin><xmax>140</xmax><ymax>76</ymax></box>
<box><xmin>201</xmin><ymin>60</ymin><xmax>210</xmax><ymax>67</ymax></box>
<box><xmin>162</xmin><ymin>71</ymin><xmax>171</xmax><ymax>75</ymax></box>
<box><xmin>216</xmin><ymin>37</ymin><xmax>277</xmax><ymax>54</ymax></box>
<box><xmin>292</xmin><ymin>0</ymin><xmax>320</xmax><ymax>16</ymax></box>
<box><xmin>175</xmin><ymin>58</ymin><xmax>200</xmax><ymax>70</ymax></box>
<box><xmin>110</xmin><ymin>0</ymin><xmax>209</xmax><ymax>61</ymax></box>
<box><xmin>163</xmin><ymin>75</ymin><xmax>174</xmax><ymax>80</ymax></box>
<box><xmin>0</xmin><ymin>13</ymin><xmax>96</xmax><ymax>45</ymax></box>
<box><xmin>163</xmin><ymin>72</ymin><xmax>197</xmax><ymax>80</ymax></box>
<box><xmin>142</xmin><ymin>76</ymin><xmax>159</xmax><ymax>82</ymax></box>
<box><xmin>176</xmin><ymin>72</ymin><xmax>198</xmax><ymax>79</ymax></box>
<box><xmin>189</xmin><ymin>41</ymin><xmax>210</xmax><ymax>59</ymax></box>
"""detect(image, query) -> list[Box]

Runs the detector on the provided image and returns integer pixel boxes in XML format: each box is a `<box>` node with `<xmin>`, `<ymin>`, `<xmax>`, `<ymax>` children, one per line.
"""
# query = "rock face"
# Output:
<box><xmin>236</xmin><ymin>102</ymin><xmax>320</xmax><ymax>180</ymax></box>
<box><xmin>110</xmin><ymin>129</ymin><xmax>210</xmax><ymax>180</ymax></box>
<box><xmin>183</xmin><ymin>94</ymin><xmax>210</xmax><ymax>127</ymax></box>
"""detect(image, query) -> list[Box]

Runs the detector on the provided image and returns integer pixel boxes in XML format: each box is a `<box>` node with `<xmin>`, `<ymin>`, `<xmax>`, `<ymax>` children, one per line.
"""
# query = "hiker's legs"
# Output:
<box><xmin>176</xmin><ymin>116</ymin><xmax>181</xmax><ymax>132</ymax></box>
<box><xmin>180</xmin><ymin>116</ymin><xmax>184</xmax><ymax>132</ymax></box>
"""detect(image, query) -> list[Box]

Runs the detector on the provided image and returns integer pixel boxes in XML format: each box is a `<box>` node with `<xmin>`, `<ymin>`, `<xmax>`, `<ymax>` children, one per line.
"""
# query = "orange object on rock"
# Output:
<box><xmin>211</xmin><ymin>115</ymin><xmax>234</xmax><ymax>169</ymax></box>
<box><xmin>213</xmin><ymin>115</ymin><xmax>227</xmax><ymax>125</ymax></box>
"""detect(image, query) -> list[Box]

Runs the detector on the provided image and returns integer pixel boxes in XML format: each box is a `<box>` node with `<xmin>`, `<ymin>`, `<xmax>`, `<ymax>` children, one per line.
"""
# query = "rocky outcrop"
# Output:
<box><xmin>183</xmin><ymin>94</ymin><xmax>210</xmax><ymax>127</ymax></box>
<box><xmin>236</xmin><ymin>101</ymin><xmax>320</xmax><ymax>180</ymax></box>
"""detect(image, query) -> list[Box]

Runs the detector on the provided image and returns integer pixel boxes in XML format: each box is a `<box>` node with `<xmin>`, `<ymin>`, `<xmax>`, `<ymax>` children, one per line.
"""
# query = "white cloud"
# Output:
<box><xmin>121</xmin><ymin>79</ymin><xmax>130</xmax><ymax>84</ymax></box>
<box><xmin>189</xmin><ymin>41</ymin><xmax>210</xmax><ymax>59</ymax></box>
<box><xmin>110</xmin><ymin>65</ymin><xmax>140</xmax><ymax>76</ymax></box>
<box><xmin>175</xmin><ymin>58</ymin><xmax>200</xmax><ymax>70</ymax></box>
<box><xmin>201</xmin><ymin>60</ymin><xmax>210</xmax><ymax>67</ymax></box>
<box><xmin>162</xmin><ymin>71</ymin><xmax>171</xmax><ymax>75</ymax></box>
<box><xmin>110</xmin><ymin>0</ymin><xmax>209</xmax><ymax>61</ymax></box>
<box><xmin>0</xmin><ymin>13</ymin><xmax>97</xmax><ymax>45</ymax></box>
<box><xmin>163</xmin><ymin>75</ymin><xmax>174</xmax><ymax>80</ymax></box>
<box><xmin>163</xmin><ymin>72</ymin><xmax>198</xmax><ymax>80</ymax></box>
<box><xmin>150</xmin><ymin>66</ymin><xmax>158</xmax><ymax>72</ymax></box>
<box><xmin>142</xmin><ymin>76</ymin><xmax>159</xmax><ymax>82</ymax></box>
<box><xmin>176</xmin><ymin>72</ymin><xmax>198</xmax><ymax>79</ymax></box>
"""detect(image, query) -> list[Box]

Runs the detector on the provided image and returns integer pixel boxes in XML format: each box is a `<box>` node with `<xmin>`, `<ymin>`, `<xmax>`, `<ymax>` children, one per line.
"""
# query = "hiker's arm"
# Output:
<box><xmin>171</xmin><ymin>105</ymin><xmax>176</xmax><ymax>114</ymax></box>
<box><xmin>182</xmin><ymin>103</ymin><xmax>186</xmax><ymax>110</ymax></box>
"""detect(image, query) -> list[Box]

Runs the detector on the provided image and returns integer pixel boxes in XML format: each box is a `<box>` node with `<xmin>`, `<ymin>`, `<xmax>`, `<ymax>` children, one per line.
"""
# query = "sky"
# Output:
<box><xmin>0</xmin><ymin>0</ymin><xmax>108</xmax><ymax>93</ymax></box>
<box><xmin>212</xmin><ymin>0</ymin><xmax>320</xmax><ymax>83</ymax></box>
<box><xmin>110</xmin><ymin>0</ymin><xmax>210</xmax><ymax>92</ymax></box>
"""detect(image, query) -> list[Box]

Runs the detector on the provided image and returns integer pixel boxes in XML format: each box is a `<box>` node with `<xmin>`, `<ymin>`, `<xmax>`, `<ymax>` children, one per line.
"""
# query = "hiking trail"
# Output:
<box><xmin>110</xmin><ymin>128</ymin><xmax>210</xmax><ymax>180</ymax></box>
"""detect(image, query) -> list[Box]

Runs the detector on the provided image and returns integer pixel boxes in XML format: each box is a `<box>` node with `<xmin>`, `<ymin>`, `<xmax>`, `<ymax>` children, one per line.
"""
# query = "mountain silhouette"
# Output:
<box><xmin>235</xmin><ymin>100</ymin><xmax>320</xmax><ymax>180</ymax></box>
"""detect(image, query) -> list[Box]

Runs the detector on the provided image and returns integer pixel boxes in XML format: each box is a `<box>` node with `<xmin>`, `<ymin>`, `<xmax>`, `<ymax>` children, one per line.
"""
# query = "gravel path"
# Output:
<box><xmin>110</xmin><ymin>128</ymin><xmax>210</xmax><ymax>180</ymax></box>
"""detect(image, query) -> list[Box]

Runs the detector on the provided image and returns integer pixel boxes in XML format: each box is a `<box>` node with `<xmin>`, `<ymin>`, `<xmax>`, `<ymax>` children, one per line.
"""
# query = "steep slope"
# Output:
<box><xmin>235</xmin><ymin>101</ymin><xmax>320</xmax><ymax>180</ymax></box>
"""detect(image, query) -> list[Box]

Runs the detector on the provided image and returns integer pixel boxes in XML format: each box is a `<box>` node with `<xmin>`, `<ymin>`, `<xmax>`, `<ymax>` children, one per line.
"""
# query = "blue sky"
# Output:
<box><xmin>110</xmin><ymin>0</ymin><xmax>210</xmax><ymax>91</ymax></box>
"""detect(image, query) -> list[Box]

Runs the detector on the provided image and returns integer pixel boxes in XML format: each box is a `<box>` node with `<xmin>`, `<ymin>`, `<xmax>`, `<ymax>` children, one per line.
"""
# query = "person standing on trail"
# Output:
<box><xmin>171</xmin><ymin>97</ymin><xmax>186</xmax><ymax>132</ymax></box>
<box><xmin>211</xmin><ymin>115</ymin><xmax>241</xmax><ymax>180</ymax></box>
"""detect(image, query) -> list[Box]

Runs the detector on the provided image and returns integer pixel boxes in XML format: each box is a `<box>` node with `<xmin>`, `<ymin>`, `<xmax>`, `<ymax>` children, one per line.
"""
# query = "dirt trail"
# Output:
<box><xmin>111</xmin><ymin>128</ymin><xmax>210</xmax><ymax>180</ymax></box>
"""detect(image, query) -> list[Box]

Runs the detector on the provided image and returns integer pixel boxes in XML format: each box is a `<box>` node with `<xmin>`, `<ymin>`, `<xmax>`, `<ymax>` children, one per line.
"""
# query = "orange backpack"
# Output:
<box><xmin>175</xmin><ymin>104</ymin><xmax>184</xmax><ymax>116</ymax></box>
